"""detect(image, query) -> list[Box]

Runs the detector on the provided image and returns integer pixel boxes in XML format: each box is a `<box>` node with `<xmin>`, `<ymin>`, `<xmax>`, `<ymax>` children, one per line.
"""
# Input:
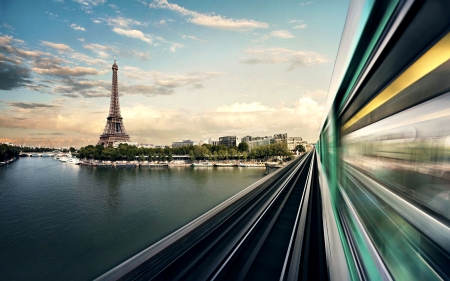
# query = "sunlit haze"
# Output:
<box><xmin>0</xmin><ymin>0</ymin><xmax>349</xmax><ymax>147</ymax></box>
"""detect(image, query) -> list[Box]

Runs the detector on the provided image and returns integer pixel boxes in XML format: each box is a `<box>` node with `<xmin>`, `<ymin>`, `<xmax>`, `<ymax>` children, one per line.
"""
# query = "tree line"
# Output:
<box><xmin>17</xmin><ymin>146</ymin><xmax>76</xmax><ymax>153</ymax></box>
<box><xmin>0</xmin><ymin>144</ymin><xmax>21</xmax><ymax>161</ymax></box>
<box><xmin>78</xmin><ymin>142</ymin><xmax>296</xmax><ymax>162</ymax></box>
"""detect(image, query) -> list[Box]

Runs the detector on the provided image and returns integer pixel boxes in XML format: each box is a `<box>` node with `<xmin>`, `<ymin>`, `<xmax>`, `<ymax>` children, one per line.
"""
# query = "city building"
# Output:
<box><xmin>287</xmin><ymin>137</ymin><xmax>307</xmax><ymax>151</ymax></box>
<box><xmin>172</xmin><ymin>140</ymin><xmax>198</xmax><ymax>148</ymax></box>
<box><xmin>201</xmin><ymin>138</ymin><xmax>218</xmax><ymax>145</ymax></box>
<box><xmin>98</xmin><ymin>58</ymin><xmax>131</xmax><ymax>147</ymax></box>
<box><xmin>113</xmin><ymin>141</ymin><xmax>138</xmax><ymax>148</ymax></box>
<box><xmin>254</xmin><ymin>136</ymin><xmax>272</xmax><ymax>141</ymax></box>
<box><xmin>241</xmin><ymin>136</ymin><xmax>252</xmax><ymax>143</ymax></box>
<box><xmin>219</xmin><ymin>136</ymin><xmax>240</xmax><ymax>147</ymax></box>
<box><xmin>138</xmin><ymin>143</ymin><xmax>155</xmax><ymax>148</ymax></box>
<box><xmin>273</xmin><ymin>133</ymin><xmax>288</xmax><ymax>145</ymax></box>
<box><xmin>247</xmin><ymin>137</ymin><xmax>275</xmax><ymax>151</ymax></box>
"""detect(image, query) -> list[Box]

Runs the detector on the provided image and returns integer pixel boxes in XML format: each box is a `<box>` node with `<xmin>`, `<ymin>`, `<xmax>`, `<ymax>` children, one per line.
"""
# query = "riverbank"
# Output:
<box><xmin>76</xmin><ymin>160</ymin><xmax>290</xmax><ymax>168</ymax></box>
<box><xmin>0</xmin><ymin>157</ymin><xmax>18</xmax><ymax>167</ymax></box>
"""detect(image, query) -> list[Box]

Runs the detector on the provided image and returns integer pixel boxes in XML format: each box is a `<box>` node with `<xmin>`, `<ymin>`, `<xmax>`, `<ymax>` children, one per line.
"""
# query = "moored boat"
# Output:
<box><xmin>239</xmin><ymin>162</ymin><xmax>265</xmax><ymax>167</ymax></box>
<box><xmin>192</xmin><ymin>162</ymin><xmax>213</xmax><ymax>167</ymax></box>
<box><xmin>66</xmin><ymin>157</ymin><xmax>80</xmax><ymax>165</ymax></box>
<box><xmin>214</xmin><ymin>162</ymin><xmax>236</xmax><ymax>167</ymax></box>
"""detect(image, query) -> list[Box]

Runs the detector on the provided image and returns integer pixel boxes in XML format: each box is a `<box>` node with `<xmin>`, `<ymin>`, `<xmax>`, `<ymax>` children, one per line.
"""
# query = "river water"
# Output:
<box><xmin>0</xmin><ymin>157</ymin><xmax>265</xmax><ymax>280</ymax></box>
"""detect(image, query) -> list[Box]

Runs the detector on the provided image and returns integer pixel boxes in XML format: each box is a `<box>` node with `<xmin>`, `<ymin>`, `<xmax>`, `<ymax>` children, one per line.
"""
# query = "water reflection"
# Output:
<box><xmin>0</xmin><ymin>158</ymin><xmax>265</xmax><ymax>281</ymax></box>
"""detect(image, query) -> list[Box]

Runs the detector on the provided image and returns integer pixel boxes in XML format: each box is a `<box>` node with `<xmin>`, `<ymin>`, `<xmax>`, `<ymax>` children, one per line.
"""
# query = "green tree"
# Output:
<box><xmin>101</xmin><ymin>147</ymin><xmax>116</xmax><ymax>160</ymax></box>
<box><xmin>242</xmin><ymin>151</ymin><xmax>248</xmax><ymax>161</ymax></box>
<box><xmin>229</xmin><ymin>148</ymin><xmax>237</xmax><ymax>160</ymax></box>
<box><xmin>249</xmin><ymin>150</ymin><xmax>256</xmax><ymax>160</ymax></box>
<box><xmin>95</xmin><ymin>145</ymin><xmax>104</xmax><ymax>159</ymax></box>
<box><xmin>0</xmin><ymin>144</ymin><xmax>20</xmax><ymax>161</ymax></box>
<box><xmin>80</xmin><ymin>145</ymin><xmax>96</xmax><ymax>159</ymax></box>
<box><xmin>189</xmin><ymin>150</ymin><xmax>195</xmax><ymax>162</ymax></box>
<box><xmin>238</xmin><ymin>142</ymin><xmax>249</xmax><ymax>152</ymax></box>
<box><xmin>202</xmin><ymin>143</ymin><xmax>213</xmax><ymax>152</ymax></box>
<box><xmin>295</xmin><ymin>144</ymin><xmax>305</xmax><ymax>153</ymax></box>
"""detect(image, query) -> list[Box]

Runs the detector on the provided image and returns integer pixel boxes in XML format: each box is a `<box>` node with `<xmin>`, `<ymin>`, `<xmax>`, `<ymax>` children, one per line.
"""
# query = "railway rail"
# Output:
<box><xmin>96</xmin><ymin>151</ymin><xmax>330</xmax><ymax>281</ymax></box>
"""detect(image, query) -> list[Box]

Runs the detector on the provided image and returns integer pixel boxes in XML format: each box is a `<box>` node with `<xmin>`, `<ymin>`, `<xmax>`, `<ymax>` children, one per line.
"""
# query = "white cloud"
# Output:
<box><xmin>0</xmin><ymin>53</ymin><xmax>22</xmax><ymax>64</ymax></box>
<box><xmin>0</xmin><ymin>35</ymin><xmax>45</xmax><ymax>58</ymax></box>
<box><xmin>182</xmin><ymin>35</ymin><xmax>206</xmax><ymax>42</ymax></box>
<box><xmin>84</xmin><ymin>43</ymin><xmax>115</xmax><ymax>58</ymax></box>
<box><xmin>70</xmin><ymin>23</ymin><xmax>86</xmax><ymax>31</ymax></box>
<box><xmin>93</xmin><ymin>19</ymin><xmax>101</xmax><ymax>23</ymax></box>
<box><xmin>170</xmin><ymin>42</ymin><xmax>185</xmax><ymax>52</ymax></box>
<box><xmin>121</xmin><ymin>67</ymin><xmax>221</xmax><ymax>95</ymax></box>
<box><xmin>77</xmin><ymin>38</ymin><xmax>85</xmax><ymax>42</ymax></box>
<box><xmin>300</xmin><ymin>1</ymin><xmax>315</xmax><ymax>5</ymax></box>
<box><xmin>304</xmin><ymin>90</ymin><xmax>327</xmax><ymax>103</ymax></box>
<box><xmin>71</xmin><ymin>52</ymin><xmax>108</xmax><ymax>65</ymax></box>
<box><xmin>83</xmin><ymin>43</ymin><xmax>114</xmax><ymax>51</ymax></box>
<box><xmin>128</xmin><ymin>50</ymin><xmax>151</xmax><ymax>60</ymax></box>
<box><xmin>46</xmin><ymin>12</ymin><xmax>59</xmax><ymax>19</ymax></box>
<box><xmin>216</xmin><ymin>102</ymin><xmax>274</xmax><ymax>113</ymax></box>
<box><xmin>270</xmin><ymin>30</ymin><xmax>294</xmax><ymax>39</ymax></box>
<box><xmin>149</xmin><ymin>0</ymin><xmax>269</xmax><ymax>31</ymax></box>
<box><xmin>241</xmin><ymin>48</ymin><xmax>329</xmax><ymax>71</ymax></box>
<box><xmin>74</xmin><ymin>0</ymin><xmax>105</xmax><ymax>6</ymax></box>
<box><xmin>112</xmin><ymin>27</ymin><xmax>153</xmax><ymax>44</ymax></box>
<box><xmin>120</xmin><ymin>97</ymin><xmax>323</xmax><ymax>143</ymax></box>
<box><xmin>106</xmin><ymin>16</ymin><xmax>144</xmax><ymax>28</ymax></box>
<box><xmin>32</xmin><ymin>66</ymin><xmax>107</xmax><ymax>76</ymax></box>
<box><xmin>83</xmin><ymin>43</ymin><xmax>151</xmax><ymax>60</ymax></box>
<box><xmin>0</xmin><ymin>97</ymin><xmax>323</xmax><ymax>146</ymax></box>
<box><xmin>40</xmin><ymin>41</ymin><xmax>72</xmax><ymax>52</ymax></box>
<box><xmin>288</xmin><ymin>20</ymin><xmax>302</xmax><ymax>24</ymax></box>
<box><xmin>293</xmin><ymin>24</ymin><xmax>308</xmax><ymax>29</ymax></box>
<box><xmin>190</xmin><ymin>15</ymin><xmax>268</xmax><ymax>31</ymax></box>
<box><xmin>74</xmin><ymin>0</ymin><xmax>106</xmax><ymax>14</ymax></box>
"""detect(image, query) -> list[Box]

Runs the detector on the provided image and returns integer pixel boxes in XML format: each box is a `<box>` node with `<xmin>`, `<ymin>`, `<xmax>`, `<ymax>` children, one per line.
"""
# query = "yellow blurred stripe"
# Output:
<box><xmin>342</xmin><ymin>32</ymin><xmax>450</xmax><ymax>131</ymax></box>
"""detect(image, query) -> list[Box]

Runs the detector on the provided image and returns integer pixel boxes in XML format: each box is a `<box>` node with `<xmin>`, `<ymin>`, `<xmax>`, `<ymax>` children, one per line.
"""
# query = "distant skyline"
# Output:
<box><xmin>0</xmin><ymin>0</ymin><xmax>349</xmax><ymax>147</ymax></box>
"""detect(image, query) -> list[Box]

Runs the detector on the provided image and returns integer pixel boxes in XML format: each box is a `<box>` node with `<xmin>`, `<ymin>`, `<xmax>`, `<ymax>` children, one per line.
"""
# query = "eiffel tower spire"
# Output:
<box><xmin>98</xmin><ymin>58</ymin><xmax>131</xmax><ymax>147</ymax></box>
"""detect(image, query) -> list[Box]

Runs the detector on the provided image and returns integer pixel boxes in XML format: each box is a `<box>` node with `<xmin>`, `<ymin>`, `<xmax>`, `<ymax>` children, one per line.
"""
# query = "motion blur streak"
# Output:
<box><xmin>342</xmin><ymin>31</ymin><xmax>450</xmax><ymax>131</ymax></box>
<box><xmin>318</xmin><ymin>0</ymin><xmax>450</xmax><ymax>280</ymax></box>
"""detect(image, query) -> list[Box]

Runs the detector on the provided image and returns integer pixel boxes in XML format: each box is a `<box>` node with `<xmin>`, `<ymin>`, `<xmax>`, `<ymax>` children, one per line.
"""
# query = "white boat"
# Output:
<box><xmin>66</xmin><ymin>157</ymin><xmax>80</xmax><ymax>165</ymax></box>
<box><xmin>239</xmin><ymin>162</ymin><xmax>265</xmax><ymax>167</ymax></box>
<box><xmin>192</xmin><ymin>162</ymin><xmax>213</xmax><ymax>167</ymax></box>
<box><xmin>214</xmin><ymin>162</ymin><xmax>236</xmax><ymax>167</ymax></box>
<box><xmin>59</xmin><ymin>156</ymin><xmax>68</xmax><ymax>162</ymax></box>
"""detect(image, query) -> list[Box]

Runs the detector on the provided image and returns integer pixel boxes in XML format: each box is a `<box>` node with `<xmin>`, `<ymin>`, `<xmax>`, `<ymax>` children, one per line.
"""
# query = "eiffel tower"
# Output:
<box><xmin>98</xmin><ymin>58</ymin><xmax>131</xmax><ymax>147</ymax></box>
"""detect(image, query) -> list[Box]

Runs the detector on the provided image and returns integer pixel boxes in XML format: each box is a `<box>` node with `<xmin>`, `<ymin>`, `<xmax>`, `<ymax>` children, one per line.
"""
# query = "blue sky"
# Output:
<box><xmin>0</xmin><ymin>0</ymin><xmax>349</xmax><ymax>147</ymax></box>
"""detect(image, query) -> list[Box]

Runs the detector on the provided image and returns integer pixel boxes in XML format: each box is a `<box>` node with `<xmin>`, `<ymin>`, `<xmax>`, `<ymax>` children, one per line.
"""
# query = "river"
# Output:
<box><xmin>0</xmin><ymin>157</ymin><xmax>266</xmax><ymax>280</ymax></box>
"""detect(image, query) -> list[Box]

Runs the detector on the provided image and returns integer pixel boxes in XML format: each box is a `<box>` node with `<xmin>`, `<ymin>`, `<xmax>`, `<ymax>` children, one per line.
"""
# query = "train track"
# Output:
<box><xmin>97</xmin><ymin>151</ymin><xmax>328</xmax><ymax>281</ymax></box>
